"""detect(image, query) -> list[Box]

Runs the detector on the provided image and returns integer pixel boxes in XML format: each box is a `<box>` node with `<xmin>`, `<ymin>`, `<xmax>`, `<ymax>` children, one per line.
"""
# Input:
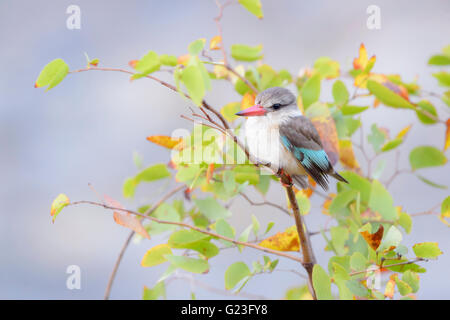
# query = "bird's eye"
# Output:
<box><xmin>272</xmin><ymin>103</ymin><xmax>282</xmax><ymax>110</ymax></box>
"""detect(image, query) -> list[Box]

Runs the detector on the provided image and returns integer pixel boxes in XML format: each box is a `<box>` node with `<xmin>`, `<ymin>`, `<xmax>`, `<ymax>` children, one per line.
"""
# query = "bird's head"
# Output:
<box><xmin>235</xmin><ymin>87</ymin><xmax>296</xmax><ymax>117</ymax></box>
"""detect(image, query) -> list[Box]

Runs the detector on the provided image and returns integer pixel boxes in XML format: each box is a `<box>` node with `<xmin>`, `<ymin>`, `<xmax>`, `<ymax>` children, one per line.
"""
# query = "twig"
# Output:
<box><xmin>349</xmin><ymin>258</ymin><xmax>427</xmax><ymax>277</ymax></box>
<box><xmin>239</xmin><ymin>192</ymin><xmax>290</xmax><ymax>216</ymax></box>
<box><xmin>103</xmin><ymin>185</ymin><xmax>185</xmax><ymax>300</ymax></box>
<box><xmin>69</xmin><ymin>200</ymin><xmax>304</xmax><ymax>264</ymax></box>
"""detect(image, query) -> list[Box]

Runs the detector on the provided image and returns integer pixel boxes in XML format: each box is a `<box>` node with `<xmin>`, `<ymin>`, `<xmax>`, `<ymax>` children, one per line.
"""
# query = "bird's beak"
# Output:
<box><xmin>235</xmin><ymin>104</ymin><xmax>267</xmax><ymax>117</ymax></box>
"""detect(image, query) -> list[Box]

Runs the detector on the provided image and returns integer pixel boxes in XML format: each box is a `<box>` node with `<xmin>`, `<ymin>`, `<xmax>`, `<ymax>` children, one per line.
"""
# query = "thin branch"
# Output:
<box><xmin>349</xmin><ymin>258</ymin><xmax>427</xmax><ymax>277</ymax></box>
<box><xmin>69</xmin><ymin>200</ymin><xmax>304</xmax><ymax>264</ymax></box>
<box><xmin>239</xmin><ymin>192</ymin><xmax>291</xmax><ymax>216</ymax></box>
<box><xmin>103</xmin><ymin>184</ymin><xmax>185</xmax><ymax>300</ymax></box>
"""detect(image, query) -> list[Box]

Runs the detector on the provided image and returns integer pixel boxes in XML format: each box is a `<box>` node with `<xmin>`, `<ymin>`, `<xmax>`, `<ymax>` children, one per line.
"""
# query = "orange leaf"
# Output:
<box><xmin>259</xmin><ymin>226</ymin><xmax>300</xmax><ymax>252</ymax></box>
<box><xmin>321</xmin><ymin>193</ymin><xmax>336</xmax><ymax>215</ymax></box>
<box><xmin>177</xmin><ymin>54</ymin><xmax>190</xmax><ymax>66</ymax></box>
<box><xmin>241</xmin><ymin>92</ymin><xmax>256</xmax><ymax>109</ymax></box>
<box><xmin>360</xmin><ymin>224</ymin><xmax>384</xmax><ymax>251</ymax></box>
<box><xmin>445</xmin><ymin>119</ymin><xmax>450</xmax><ymax>151</ymax></box>
<box><xmin>311</xmin><ymin>116</ymin><xmax>340</xmax><ymax>166</ymax></box>
<box><xmin>384</xmin><ymin>274</ymin><xmax>397</xmax><ymax>299</ymax></box>
<box><xmin>339</xmin><ymin>139</ymin><xmax>360</xmax><ymax>170</ymax></box>
<box><xmin>353</xmin><ymin>44</ymin><xmax>369</xmax><ymax>70</ymax></box>
<box><xmin>104</xmin><ymin>195</ymin><xmax>150</xmax><ymax>239</ymax></box>
<box><xmin>128</xmin><ymin>60</ymin><xmax>139</xmax><ymax>69</ymax></box>
<box><xmin>147</xmin><ymin>135</ymin><xmax>184</xmax><ymax>150</ymax></box>
<box><xmin>206</xmin><ymin>163</ymin><xmax>215</xmax><ymax>184</ymax></box>
<box><xmin>209</xmin><ymin>35</ymin><xmax>222</xmax><ymax>50</ymax></box>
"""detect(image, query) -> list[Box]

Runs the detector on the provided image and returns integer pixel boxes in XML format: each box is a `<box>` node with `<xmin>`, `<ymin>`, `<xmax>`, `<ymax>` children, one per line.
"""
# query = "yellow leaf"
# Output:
<box><xmin>339</xmin><ymin>139</ymin><xmax>360</xmax><ymax>169</ymax></box>
<box><xmin>321</xmin><ymin>193</ymin><xmax>336</xmax><ymax>215</ymax></box>
<box><xmin>241</xmin><ymin>92</ymin><xmax>256</xmax><ymax>109</ymax></box>
<box><xmin>177</xmin><ymin>54</ymin><xmax>190</xmax><ymax>66</ymax></box>
<box><xmin>384</xmin><ymin>274</ymin><xmax>397</xmax><ymax>299</ymax></box>
<box><xmin>50</xmin><ymin>193</ymin><xmax>70</xmax><ymax>222</ymax></box>
<box><xmin>213</xmin><ymin>64</ymin><xmax>228</xmax><ymax>79</ymax></box>
<box><xmin>396</xmin><ymin>124</ymin><xmax>412</xmax><ymax>140</ymax></box>
<box><xmin>259</xmin><ymin>225</ymin><xmax>300</xmax><ymax>252</ymax></box>
<box><xmin>353</xmin><ymin>43</ymin><xmax>369</xmax><ymax>70</ymax></box>
<box><xmin>141</xmin><ymin>244</ymin><xmax>172</xmax><ymax>267</ymax></box>
<box><xmin>360</xmin><ymin>224</ymin><xmax>384</xmax><ymax>251</ymax></box>
<box><xmin>445</xmin><ymin>119</ymin><xmax>450</xmax><ymax>151</ymax></box>
<box><xmin>209</xmin><ymin>35</ymin><xmax>222</xmax><ymax>50</ymax></box>
<box><xmin>147</xmin><ymin>135</ymin><xmax>184</xmax><ymax>150</ymax></box>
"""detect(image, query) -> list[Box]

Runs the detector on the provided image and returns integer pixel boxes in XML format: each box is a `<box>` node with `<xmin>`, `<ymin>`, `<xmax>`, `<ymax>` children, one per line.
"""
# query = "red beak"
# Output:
<box><xmin>235</xmin><ymin>104</ymin><xmax>267</xmax><ymax>117</ymax></box>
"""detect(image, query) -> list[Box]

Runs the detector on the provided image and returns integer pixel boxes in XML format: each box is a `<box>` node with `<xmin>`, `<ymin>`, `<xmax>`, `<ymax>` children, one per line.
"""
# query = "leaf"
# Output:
<box><xmin>384</xmin><ymin>274</ymin><xmax>396</xmax><ymax>299</ymax></box>
<box><xmin>360</xmin><ymin>224</ymin><xmax>384</xmax><ymax>251</ymax></box>
<box><xmin>416</xmin><ymin>174</ymin><xmax>447</xmax><ymax>189</ymax></box>
<box><xmin>295</xmin><ymin>189</ymin><xmax>311</xmax><ymax>215</ymax></box>
<box><xmin>379</xmin><ymin>225</ymin><xmax>402</xmax><ymax>253</ymax></box>
<box><xmin>312</xmin><ymin>265</ymin><xmax>333</xmax><ymax>300</ymax></box>
<box><xmin>182</xmin><ymin>65</ymin><xmax>205</xmax><ymax>106</ymax></box>
<box><xmin>209</xmin><ymin>35</ymin><xmax>222</xmax><ymax>50</ymax></box>
<box><xmin>301</xmin><ymin>74</ymin><xmax>321</xmax><ymax>109</ymax></box>
<box><xmin>398</xmin><ymin>209</ymin><xmax>412</xmax><ymax>234</ymax></box>
<box><xmin>136</xmin><ymin>164</ymin><xmax>171</xmax><ymax>183</ymax></box>
<box><xmin>225</xmin><ymin>262</ymin><xmax>252</xmax><ymax>290</ymax></box>
<box><xmin>367</xmin><ymin>123</ymin><xmax>388</xmax><ymax>153</ymax></box>
<box><xmin>409</xmin><ymin>146</ymin><xmax>447</xmax><ymax>170</ymax></box>
<box><xmin>141</xmin><ymin>244</ymin><xmax>172</xmax><ymax>267</ymax></box>
<box><xmin>329</xmin><ymin>189</ymin><xmax>358</xmax><ymax>215</ymax></box>
<box><xmin>433</xmin><ymin>72</ymin><xmax>450</xmax><ymax>87</ymax></box>
<box><xmin>428</xmin><ymin>55</ymin><xmax>450</xmax><ymax>66</ymax></box>
<box><xmin>164</xmin><ymin>255</ymin><xmax>210</xmax><ymax>273</ymax></box>
<box><xmin>35</xmin><ymin>59</ymin><xmax>69</xmax><ymax>91</ymax></box>
<box><xmin>50</xmin><ymin>193</ymin><xmax>70</xmax><ymax>222</ymax></box>
<box><xmin>159</xmin><ymin>54</ymin><xmax>177</xmax><ymax>66</ymax></box>
<box><xmin>314</xmin><ymin>57</ymin><xmax>340</xmax><ymax>79</ymax></box>
<box><xmin>215</xmin><ymin>218</ymin><xmax>235</xmax><ymax>246</ymax></box>
<box><xmin>330</xmin><ymin>226</ymin><xmax>349</xmax><ymax>256</ymax></box>
<box><xmin>220</xmin><ymin>102</ymin><xmax>241</xmax><ymax>122</ymax></box>
<box><xmin>168</xmin><ymin>229</ymin><xmax>210</xmax><ymax>246</ymax></box>
<box><xmin>132</xmin><ymin>51</ymin><xmax>161</xmax><ymax>78</ymax></box>
<box><xmin>353</xmin><ymin>43</ymin><xmax>375</xmax><ymax>71</ymax></box>
<box><xmin>332</xmin><ymin>80</ymin><xmax>349</xmax><ymax>105</ymax></box>
<box><xmin>416</xmin><ymin>100</ymin><xmax>438</xmax><ymax>124</ymax></box>
<box><xmin>123</xmin><ymin>177</ymin><xmax>137</xmax><ymax>198</ymax></box>
<box><xmin>259</xmin><ymin>225</ymin><xmax>299</xmax><ymax>252</ymax></box>
<box><xmin>341</xmin><ymin>105</ymin><xmax>368</xmax><ymax>115</ymax></box>
<box><xmin>381</xmin><ymin>138</ymin><xmax>403</xmax><ymax>152</ymax></box>
<box><xmin>367</xmin><ymin>80</ymin><xmax>415</xmax><ymax>109</ymax></box>
<box><xmin>350</xmin><ymin>252</ymin><xmax>367</xmax><ymax>271</ymax></box>
<box><xmin>108</xmin><ymin>195</ymin><xmax>150</xmax><ymax>239</ymax></box>
<box><xmin>441</xmin><ymin>196</ymin><xmax>450</xmax><ymax>226</ymax></box>
<box><xmin>445</xmin><ymin>119</ymin><xmax>450</xmax><ymax>151</ymax></box>
<box><xmin>188</xmin><ymin>39</ymin><xmax>206</xmax><ymax>56</ymax></box>
<box><xmin>402</xmin><ymin>271</ymin><xmax>420</xmax><ymax>293</ymax></box>
<box><xmin>340</xmin><ymin>172</ymin><xmax>372</xmax><ymax>204</ymax></box>
<box><xmin>147</xmin><ymin>135</ymin><xmax>184</xmax><ymax>150</ymax></box>
<box><xmin>194</xmin><ymin>198</ymin><xmax>231</xmax><ymax>220</ymax></box>
<box><xmin>251</xmin><ymin>214</ymin><xmax>260</xmax><ymax>237</ymax></box>
<box><xmin>231</xmin><ymin>44</ymin><xmax>263</xmax><ymax>62</ymax></box>
<box><xmin>368</xmin><ymin>180</ymin><xmax>398</xmax><ymax>220</ymax></box>
<box><xmin>412</xmin><ymin>242</ymin><xmax>443</xmax><ymax>259</ymax></box>
<box><xmin>339</xmin><ymin>139</ymin><xmax>360</xmax><ymax>169</ymax></box>
<box><xmin>285</xmin><ymin>285</ymin><xmax>313</xmax><ymax>300</ymax></box>
<box><xmin>142</xmin><ymin>282</ymin><xmax>165</xmax><ymax>300</ymax></box>
<box><xmin>264</xmin><ymin>221</ymin><xmax>275</xmax><ymax>234</ymax></box>
<box><xmin>237</xmin><ymin>0</ymin><xmax>263</xmax><ymax>18</ymax></box>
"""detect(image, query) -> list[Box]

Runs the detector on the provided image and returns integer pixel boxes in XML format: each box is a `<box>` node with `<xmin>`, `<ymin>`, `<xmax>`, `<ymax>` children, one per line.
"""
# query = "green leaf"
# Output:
<box><xmin>396</xmin><ymin>277</ymin><xmax>412</xmax><ymax>296</ymax></box>
<box><xmin>368</xmin><ymin>180</ymin><xmax>398</xmax><ymax>221</ymax></box>
<box><xmin>159</xmin><ymin>54</ymin><xmax>177</xmax><ymax>66</ymax></box>
<box><xmin>233</xmin><ymin>165</ymin><xmax>260</xmax><ymax>184</ymax></box>
<box><xmin>168</xmin><ymin>229</ymin><xmax>210</xmax><ymax>247</ymax></box>
<box><xmin>350</xmin><ymin>252</ymin><xmax>367</xmax><ymax>272</ymax></box>
<box><xmin>223</xmin><ymin>171</ymin><xmax>237</xmax><ymax>195</ymax></box>
<box><xmin>231</xmin><ymin>44</ymin><xmax>263</xmax><ymax>61</ymax></box>
<box><xmin>332</xmin><ymin>263</ymin><xmax>350</xmax><ymax>281</ymax></box>
<box><xmin>220</xmin><ymin>102</ymin><xmax>241</xmax><ymax>122</ymax></box>
<box><xmin>335</xmin><ymin>280</ymin><xmax>353</xmax><ymax>300</ymax></box>
<box><xmin>379</xmin><ymin>226</ymin><xmax>402</xmax><ymax>252</ymax></box>
<box><xmin>398</xmin><ymin>211</ymin><xmax>412</xmax><ymax>234</ymax></box>
<box><xmin>251</xmin><ymin>215</ymin><xmax>260</xmax><ymax>237</ymax></box>
<box><xmin>341</xmin><ymin>105</ymin><xmax>368</xmax><ymax>116</ymax></box>
<box><xmin>330</xmin><ymin>226</ymin><xmax>349</xmax><ymax>256</ymax></box>
<box><xmin>314</xmin><ymin>57</ymin><xmax>340</xmax><ymax>79</ymax></box>
<box><xmin>329</xmin><ymin>189</ymin><xmax>358</xmax><ymax>214</ymax></box>
<box><xmin>123</xmin><ymin>177</ymin><xmax>137</xmax><ymax>198</ymax></box>
<box><xmin>442</xmin><ymin>196</ymin><xmax>450</xmax><ymax>217</ymax></box>
<box><xmin>332</xmin><ymin>80</ymin><xmax>349</xmax><ymax>105</ymax></box>
<box><xmin>148</xmin><ymin>204</ymin><xmax>181</xmax><ymax>234</ymax></box>
<box><xmin>141</xmin><ymin>244</ymin><xmax>172</xmax><ymax>267</ymax></box>
<box><xmin>136</xmin><ymin>163</ymin><xmax>171</xmax><ymax>183</ymax></box>
<box><xmin>367</xmin><ymin>123</ymin><xmax>387</xmax><ymax>153</ymax></box>
<box><xmin>416</xmin><ymin>174</ymin><xmax>447</xmax><ymax>189</ymax></box>
<box><xmin>381</xmin><ymin>138</ymin><xmax>403</xmax><ymax>152</ymax></box>
<box><xmin>215</xmin><ymin>218</ymin><xmax>235</xmax><ymax>246</ymax></box>
<box><xmin>433</xmin><ymin>72</ymin><xmax>450</xmax><ymax>87</ymax></box>
<box><xmin>416</xmin><ymin>100</ymin><xmax>438</xmax><ymax>124</ymax></box>
<box><xmin>182</xmin><ymin>65</ymin><xmax>205</xmax><ymax>106</ymax></box>
<box><xmin>367</xmin><ymin>80</ymin><xmax>415</xmax><ymax>109</ymax></box>
<box><xmin>237</xmin><ymin>0</ymin><xmax>263</xmax><ymax>18</ymax></box>
<box><xmin>225</xmin><ymin>262</ymin><xmax>252</xmax><ymax>290</ymax></box>
<box><xmin>133</xmin><ymin>51</ymin><xmax>161</xmax><ymax>77</ymax></box>
<box><xmin>409</xmin><ymin>146</ymin><xmax>447</xmax><ymax>170</ymax></box>
<box><xmin>428</xmin><ymin>55</ymin><xmax>450</xmax><ymax>66</ymax></box>
<box><xmin>194</xmin><ymin>198</ymin><xmax>231</xmax><ymax>221</ymax></box>
<box><xmin>188</xmin><ymin>39</ymin><xmax>206</xmax><ymax>56</ymax></box>
<box><xmin>340</xmin><ymin>171</ymin><xmax>372</xmax><ymax>204</ymax></box>
<box><xmin>312</xmin><ymin>265</ymin><xmax>333</xmax><ymax>300</ymax></box>
<box><xmin>412</xmin><ymin>242</ymin><xmax>443</xmax><ymax>259</ymax></box>
<box><xmin>142</xmin><ymin>282</ymin><xmax>165</xmax><ymax>300</ymax></box>
<box><xmin>35</xmin><ymin>58</ymin><xmax>69</xmax><ymax>91</ymax></box>
<box><xmin>50</xmin><ymin>193</ymin><xmax>70</xmax><ymax>222</ymax></box>
<box><xmin>402</xmin><ymin>270</ymin><xmax>420</xmax><ymax>293</ymax></box>
<box><xmin>164</xmin><ymin>255</ymin><xmax>210</xmax><ymax>273</ymax></box>
<box><xmin>264</xmin><ymin>221</ymin><xmax>275</xmax><ymax>234</ymax></box>
<box><xmin>238</xmin><ymin>225</ymin><xmax>253</xmax><ymax>251</ymax></box>
<box><xmin>296</xmin><ymin>190</ymin><xmax>311</xmax><ymax>215</ymax></box>
<box><xmin>301</xmin><ymin>74</ymin><xmax>321</xmax><ymax>109</ymax></box>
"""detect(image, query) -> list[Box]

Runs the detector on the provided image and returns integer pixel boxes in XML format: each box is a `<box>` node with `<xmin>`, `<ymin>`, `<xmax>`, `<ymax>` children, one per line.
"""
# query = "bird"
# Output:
<box><xmin>235</xmin><ymin>86</ymin><xmax>348</xmax><ymax>191</ymax></box>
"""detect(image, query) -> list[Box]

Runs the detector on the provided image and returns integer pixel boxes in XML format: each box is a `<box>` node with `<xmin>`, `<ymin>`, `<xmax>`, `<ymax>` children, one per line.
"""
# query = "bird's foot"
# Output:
<box><xmin>277</xmin><ymin>169</ymin><xmax>293</xmax><ymax>187</ymax></box>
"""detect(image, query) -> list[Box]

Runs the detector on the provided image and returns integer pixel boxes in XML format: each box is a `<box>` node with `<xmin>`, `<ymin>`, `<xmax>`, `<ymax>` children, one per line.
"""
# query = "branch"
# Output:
<box><xmin>69</xmin><ymin>200</ymin><xmax>304</xmax><ymax>264</ymax></box>
<box><xmin>349</xmin><ymin>258</ymin><xmax>427</xmax><ymax>277</ymax></box>
<box><xmin>103</xmin><ymin>184</ymin><xmax>185</xmax><ymax>300</ymax></box>
<box><xmin>239</xmin><ymin>192</ymin><xmax>291</xmax><ymax>216</ymax></box>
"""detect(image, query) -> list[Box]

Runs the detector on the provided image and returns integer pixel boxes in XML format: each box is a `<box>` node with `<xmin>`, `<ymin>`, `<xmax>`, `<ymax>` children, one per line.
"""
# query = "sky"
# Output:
<box><xmin>0</xmin><ymin>0</ymin><xmax>449</xmax><ymax>299</ymax></box>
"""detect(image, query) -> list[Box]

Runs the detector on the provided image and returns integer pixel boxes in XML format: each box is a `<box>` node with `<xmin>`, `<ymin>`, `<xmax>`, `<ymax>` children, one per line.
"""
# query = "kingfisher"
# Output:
<box><xmin>236</xmin><ymin>87</ymin><xmax>348</xmax><ymax>190</ymax></box>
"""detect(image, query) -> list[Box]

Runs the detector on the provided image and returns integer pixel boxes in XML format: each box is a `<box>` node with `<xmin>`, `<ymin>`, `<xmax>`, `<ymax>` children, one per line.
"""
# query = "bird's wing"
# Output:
<box><xmin>279</xmin><ymin>115</ymin><xmax>332</xmax><ymax>190</ymax></box>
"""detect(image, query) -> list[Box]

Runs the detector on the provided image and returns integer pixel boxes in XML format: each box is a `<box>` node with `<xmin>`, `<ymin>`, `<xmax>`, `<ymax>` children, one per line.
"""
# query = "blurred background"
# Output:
<box><xmin>0</xmin><ymin>0</ymin><xmax>449</xmax><ymax>299</ymax></box>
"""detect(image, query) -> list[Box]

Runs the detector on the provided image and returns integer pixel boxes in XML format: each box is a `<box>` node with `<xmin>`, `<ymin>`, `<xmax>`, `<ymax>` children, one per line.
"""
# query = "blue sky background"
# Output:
<box><xmin>0</xmin><ymin>0</ymin><xmax>449</xmax><ymax>299</ymax></box>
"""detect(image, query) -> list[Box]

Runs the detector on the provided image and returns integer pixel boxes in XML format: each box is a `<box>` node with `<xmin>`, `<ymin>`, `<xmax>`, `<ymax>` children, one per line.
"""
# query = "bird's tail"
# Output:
<box><xmin>330</xmin><ymin>171</ymin><xmax>349</xmax><ymax>184</ymax></box>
